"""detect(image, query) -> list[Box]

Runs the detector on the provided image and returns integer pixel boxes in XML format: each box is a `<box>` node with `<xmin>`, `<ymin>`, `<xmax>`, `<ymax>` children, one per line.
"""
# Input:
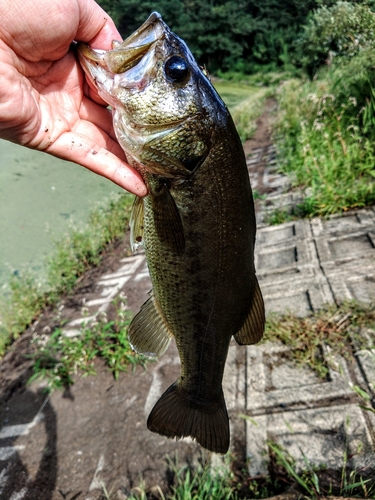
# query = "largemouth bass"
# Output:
<box><xmin>77</xmin><ymin>12</ymin><xmax>264</xmax><ymax>454</ymax></box>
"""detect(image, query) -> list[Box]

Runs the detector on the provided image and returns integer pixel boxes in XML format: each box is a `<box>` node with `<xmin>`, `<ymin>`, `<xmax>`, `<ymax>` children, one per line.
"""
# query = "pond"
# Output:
<box><xmin>0</xmin><ymin>140</ymin><xmax>123</xmax><ymax>285</ymax></box>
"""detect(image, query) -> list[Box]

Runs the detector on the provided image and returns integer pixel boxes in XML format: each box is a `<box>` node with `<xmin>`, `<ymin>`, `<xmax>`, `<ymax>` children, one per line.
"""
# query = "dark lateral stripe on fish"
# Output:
<box><xmin>147</xmin><ymin>382</ymin><xmax>229</xmax><ymax>454</ymax></box>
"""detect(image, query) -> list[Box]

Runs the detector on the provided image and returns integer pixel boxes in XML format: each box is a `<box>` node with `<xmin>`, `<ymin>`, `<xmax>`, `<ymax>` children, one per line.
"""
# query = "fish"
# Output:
<box><xmin>77</xmin><ymin>12</ymin><xmax>265</xmax><ymax>454</ymax></box>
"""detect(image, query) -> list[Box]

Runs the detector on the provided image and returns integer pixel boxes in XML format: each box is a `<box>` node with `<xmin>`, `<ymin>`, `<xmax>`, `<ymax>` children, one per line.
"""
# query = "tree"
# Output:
<box><xmin>297</xmin><ymin>2</ymin><xmax>375</xmax><ymax>75</ymax></box>
<box><xmin>96</xmin><ymin>0</ymin><xmax>375</xmax><ymax>73</ymax></box>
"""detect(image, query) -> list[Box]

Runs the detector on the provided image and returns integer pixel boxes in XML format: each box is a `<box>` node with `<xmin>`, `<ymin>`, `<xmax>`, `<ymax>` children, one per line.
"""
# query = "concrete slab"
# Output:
<box><xmin>247</xmin><ymin>404</ymin><xmax>374</xmax><ymax>475</ymax></box>
<box><xmin>245</xmin><ymin>152</ymin><xmax>375</xmax><ymax>478</ymax></box>
<box><xmin>246</xmin><ymin>343</ymin><xmax>353</xmax><ymax>415</ymax></box>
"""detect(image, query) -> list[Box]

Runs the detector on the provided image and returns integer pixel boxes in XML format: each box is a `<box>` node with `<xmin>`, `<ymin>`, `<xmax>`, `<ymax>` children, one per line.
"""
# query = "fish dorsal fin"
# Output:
<box><xmin>130</xmin><ymin>196</ymin><xmax>145</xmax><ymax>251</ymax></box>
<box><xmin>128</xmin><ymin>292</ymin><xmax>173</xmax><ymax>358</ymax></box>
<box><xmin>234</xmin><ymin>277</ymin><xmax>265</xmax><ymax>345</ymax></box>
<box><xmin>152</xmin><ymin>184</ymin><xmax>185</xmax><ymax>255</ymax></box>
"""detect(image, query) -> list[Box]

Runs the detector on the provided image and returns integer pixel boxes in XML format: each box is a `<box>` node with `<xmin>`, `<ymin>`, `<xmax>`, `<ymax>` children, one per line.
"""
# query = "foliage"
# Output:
<box><xmin>274</xmin><ymin>56</ymin><xmax>375</xmax><ymax>216</ymax></box>
<box><xmin>297</xmin><ymin>2</ymin><xmax>375</xmax><ymax>75</ymax></box>
<box><xmin>96</xmin><ymin>0</ymin><xmax>326</xmax><ymax>73</ymax></box>
<box><xmin>0</xmin><ymin>193</ymin><xmax>133</xmax><ymax>356</ymax></box>
<box><xmin>217</xmin><ymin>70</ymin><xmax>297</xmax><ymax>87</ymax></box>
<box><xmin>98</xmin><ymin>0</ymin><xmax>255</xmax><ymax>72</ymax></box>
<box><xmin>328</xmin><ymin>48</ymin><xmax>375</xmax><ymax>134</ymax></box>
<box><xmin>29</xmin><ymin>296</ymin><xmax>147</xmax><ymax>391</ymax></box>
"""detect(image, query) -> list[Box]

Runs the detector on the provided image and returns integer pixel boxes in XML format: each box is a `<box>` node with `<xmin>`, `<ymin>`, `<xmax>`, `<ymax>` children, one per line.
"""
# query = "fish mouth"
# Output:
<box><xmin>77</xmin><ymin>12</ymin><xmax>168</xmax><ymax>84</ymax></box>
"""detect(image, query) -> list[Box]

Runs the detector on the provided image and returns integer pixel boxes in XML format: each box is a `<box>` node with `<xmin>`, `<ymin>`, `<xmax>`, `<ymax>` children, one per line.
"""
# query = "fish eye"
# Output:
<box><xmin>164</xmin><ymin>56</ymin><xmax>190</xmax><ymax>83</ymax></box>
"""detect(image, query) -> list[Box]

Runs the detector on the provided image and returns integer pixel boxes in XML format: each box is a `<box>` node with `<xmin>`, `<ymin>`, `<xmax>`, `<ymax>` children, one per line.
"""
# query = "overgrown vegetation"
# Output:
<box><xmin>29</xmin><ymin>295</ymin><xmax>147</xmax><ymax>391</ymax></box>
<box><xmin>231</xmin><ymin>89</ymin><xmax>270</xmax><ymax>142</ymax></box>
<box><xmin>297</xmin><ymin>1</ymin><xmax>375</xmax><ymax>76</ymax></box>
<box><xmin>100</xmin><ymin>448</ymin><xmax>375</xmax><ymax>499</ymax></box>
<box><xmin>275</xmin><ymin>52</ymin><xmax>375</xmax><ymax>216</ymax></box>
<box><xmin>29</xmin><ymin>298</ymin><xmax>375</xmax><ymax>411</ymax></box>
<box><xmin>0</xmin><ymin>193</ymin><xmax>133</xmax><ymax>356</ymax></box>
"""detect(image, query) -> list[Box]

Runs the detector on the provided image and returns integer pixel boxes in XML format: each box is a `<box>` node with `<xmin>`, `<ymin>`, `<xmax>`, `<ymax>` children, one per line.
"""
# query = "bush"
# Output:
<box><xmin>274</xmin><ymin>57</ymin><xmax>375</xmax><ymax>216</ymax></box>
<box><xmin>297</xmin><ymin>2</ymin><xmax>375</xmax><ymax>75</ymax></box>
<box><xmin>328</xmin><ymin>49</ymin><xmax>375</xmax><ymax>136</ymax></box>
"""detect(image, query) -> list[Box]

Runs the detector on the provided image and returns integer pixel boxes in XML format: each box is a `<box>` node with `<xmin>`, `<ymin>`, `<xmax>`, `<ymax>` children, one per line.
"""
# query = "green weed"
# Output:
<box><xmin>275</xmin><ymin>66</ymin><xmax>375</xmax><ymax>216</ymax></box>
<box><xmin>115</xmin><ymin>441</ymin><xmax>375</xmax><ymax>499</ymax></box>
<box><xmin>264</xmin><ymin>208</ymin><xmax>294</xmax><ymax>225</ymax></box>
<box><xmin>168</xmin><ymin>464</ymin><xmax>235</xmax><ymax>500</ymax></box>
<box><xmin>124</xmin><ymin>456</ymin><xmax>276</xmax><ymax>500</ymax></box>
<box><xmin>29</xmin><ymin>297</ymin><xmax>147</xmax><ymax>391</ymax></box>
<box><xmin>0</xmin><ymin>193</ymin><xmax>133</xmax><ymax>357</ymax></box>
<box><xmin>264</xmin><ymin>301</ymin><xmax>375</xmax><ymax>379</ymax></box>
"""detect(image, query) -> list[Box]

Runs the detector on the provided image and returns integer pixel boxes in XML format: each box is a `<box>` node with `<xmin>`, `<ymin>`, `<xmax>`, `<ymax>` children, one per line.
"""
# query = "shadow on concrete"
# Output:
<box><xmin>0</xmin><ymin>388</ymin><xmax>57</xmax><ymax>500</ymax></box>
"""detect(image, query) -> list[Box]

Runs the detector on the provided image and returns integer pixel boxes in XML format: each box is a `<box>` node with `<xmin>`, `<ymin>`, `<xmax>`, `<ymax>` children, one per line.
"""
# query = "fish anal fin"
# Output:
<box><xmin>234</xmin><ymin>277</ymin><xmax>265</xmax><ymax>345</ymax></box>
<box><xmin>151</xmin><ymin>184</ymin><xmax>185</xmax><ymax>255</ymax></box>
<box><xmin>147</xmin><ymin>382</ymin><xmax>229</xmax><ymax>454</ymax></box>
<box><xmin>130</xmin><ymin>196</ymin><xmax>144</xmax><ymax>251</ymax></box>
<box><xmin>128</xmin><ymin>293</ymin><xmax>172</xmax><ymax>358</ymax></box>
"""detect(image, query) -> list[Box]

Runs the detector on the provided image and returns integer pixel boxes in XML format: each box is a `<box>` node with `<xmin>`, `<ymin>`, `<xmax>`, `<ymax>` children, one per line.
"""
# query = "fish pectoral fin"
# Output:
<box><xmin>130</xmin><ymin>196</ymin><xmax>145</xmax><ymax>251</ymax></box>
<box><xmin>152</xmin><ymin>184</ymin><xmax>185</xmax><ymax>255</ymax></box>
<box><xmin>234</xmin><ymin>277</ymin><xmax>265</xmax><ymax>345</ymax></box>
<box><xmin>147</xmin><ymin>382</ymin><xmax>229</xmax><ymax>454</ymax></box>
<box><xmin>128</xmin><ymin>292</ymin><xmax>172</xmax><ymax>357</ymax></box>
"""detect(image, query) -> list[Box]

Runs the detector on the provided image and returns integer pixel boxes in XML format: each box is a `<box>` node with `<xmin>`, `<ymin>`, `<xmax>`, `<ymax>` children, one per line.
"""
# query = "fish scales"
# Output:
<box><xmin>77</xmin><ymin>12</ymin><xmax>265</xmax><ymax>454</ymax></box>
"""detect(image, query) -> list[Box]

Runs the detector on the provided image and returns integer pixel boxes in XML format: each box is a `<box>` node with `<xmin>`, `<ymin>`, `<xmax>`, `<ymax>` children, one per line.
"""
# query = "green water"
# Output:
<box><xmin>0</xmin><ymin>140</ymin><xmax>123</xmax><ymax>285</ymax></box>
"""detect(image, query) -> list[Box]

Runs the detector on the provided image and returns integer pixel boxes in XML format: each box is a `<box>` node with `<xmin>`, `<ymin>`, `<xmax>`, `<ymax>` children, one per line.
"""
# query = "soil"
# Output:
<box><xmin>0</xmin><ymin>102</ymin><xmax>309</xmax><ymax>500</ymax></box>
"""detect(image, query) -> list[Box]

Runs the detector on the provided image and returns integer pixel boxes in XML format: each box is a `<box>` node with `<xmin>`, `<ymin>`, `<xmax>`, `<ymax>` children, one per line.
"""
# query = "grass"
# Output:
<box><xmin>213</xmin><ymin>80</ymin><xmax>270</xmax><ymax>142</ymax></box>
<box><xmin>103</xmin><ymin>456</ymin><xmax>282</xmax><ymax>500</ymax></box>
<box><xmin>29</xmin><ymin>295</ymin><xmax>147</xmax><ymax>391</ymax></box>
<box><xmin>264</xmin><ymin>300</ymin><xmax>375</xmax><ymax>379</ymax></box>
<box><xmin>275</xmin><ymin>74</ymin><xmax>375</xmax><ymax>217</ymax></box>
<box><xmin>0</xmin><ymin>192</ymin><xmax>134</xmax><ymax>357</ymax></box>
<box><xmin>216</xmin><ymin>70</ymin><xmax>295</xmax><ymax>88</ymax></box>
<box><xmin>231</xmin><ymin>89</ymin><xmax>270</xmax><ymax>143</ymax></box>
<box><xmin>100</xmin><ymin>446</ymin><xmax>375</xmax><ymax>499</ymax></box>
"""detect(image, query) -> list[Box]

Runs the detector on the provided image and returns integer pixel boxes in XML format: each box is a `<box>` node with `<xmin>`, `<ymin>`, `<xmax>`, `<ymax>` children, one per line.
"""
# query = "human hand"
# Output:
<box><xmin>0</xmin><ymin>0</ymin><xmax>147</xmax><ymax>196</ymax></box>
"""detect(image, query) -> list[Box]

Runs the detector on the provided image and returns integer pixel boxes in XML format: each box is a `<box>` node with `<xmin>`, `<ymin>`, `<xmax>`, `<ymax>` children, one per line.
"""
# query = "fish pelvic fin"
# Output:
<box><xmin>130</xmin><ymin>196</ymin><xmax>145</xmax><ymax>251</ymax></box>
<box><xmin>128</xmin><ymin>292</ymin><xmax>172</xmax><ymax>357</ymax></box>
<box><xmin>234</xmin><ymin>276</ymin><xmax>265</xmax><ymax>345</ymax></box>
<box><xmin>147</xmin><ymin>382</ymin><xmax>229</xmax><ymax>454</ymax></box>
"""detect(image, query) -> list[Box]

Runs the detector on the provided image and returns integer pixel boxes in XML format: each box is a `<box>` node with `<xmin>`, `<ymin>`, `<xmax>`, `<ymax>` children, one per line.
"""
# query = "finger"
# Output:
<box><xmin>73</xmin><ymin>119</ymin><xmax>126</xmax><ymax>161</ymax></box>
<box><xmin>47</xmin><ymin>130</ymin><xmax>147</xmax><ymax>196</ymax></box>
<box><xmin>76</xmin><ymin>0</ymin><xmax>123</xmax><ymax>48</ymax></box>
<box><xmin>79</xmin><ymin>96</ymin><xmax>117</xmax><ymax>142</ymax></box>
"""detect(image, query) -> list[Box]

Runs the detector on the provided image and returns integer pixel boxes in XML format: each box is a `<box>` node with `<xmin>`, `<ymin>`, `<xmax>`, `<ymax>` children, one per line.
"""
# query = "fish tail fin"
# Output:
<box><xmin>147</xmin><ymin>382</ymin><xmax>229</xmax><ymax>454</ymax></box>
